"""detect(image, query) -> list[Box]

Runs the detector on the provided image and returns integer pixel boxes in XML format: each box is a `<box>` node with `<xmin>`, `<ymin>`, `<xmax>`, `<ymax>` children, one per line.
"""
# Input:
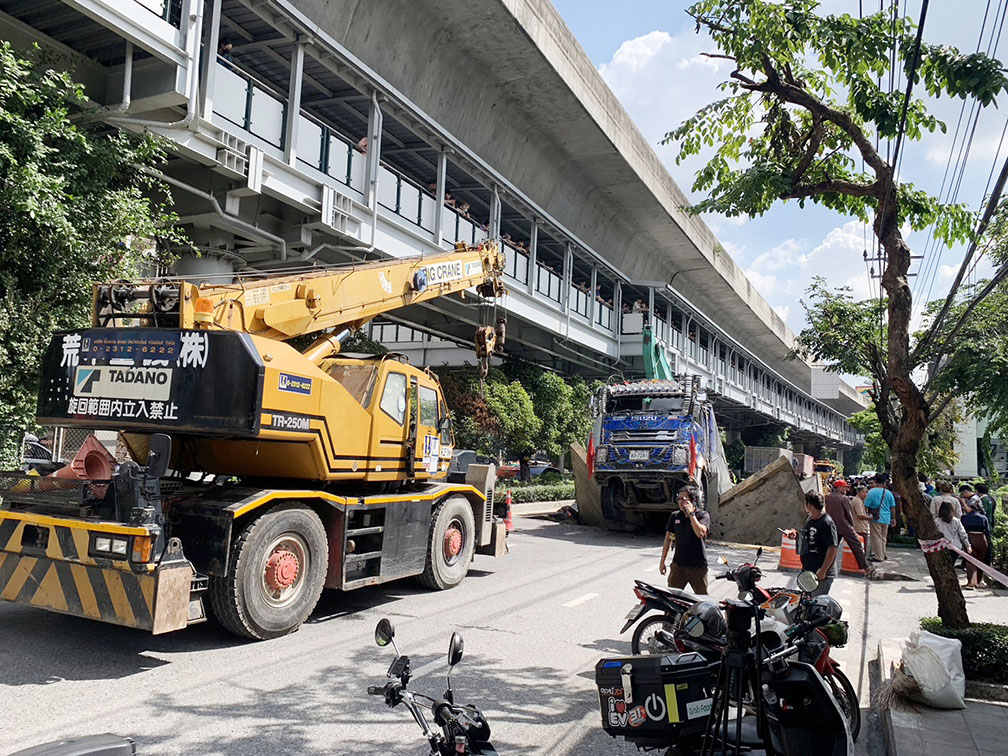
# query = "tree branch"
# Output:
<box><xmin>922</xmin><ymin>262</ymin><xmax>1008</xmax><ymax>393</ymax></box>
<box><xmin>781</xmin><ymin>178</ymin><xmax>882</xmax><ymax>200</ymax></box>
<box><xmin>792</xmin><ymin>115</ymin><xmax>824</xmax><ymax>184</ymax></box>
<box><xmin>701</xmin><ymin>52</ymin><xmax>737</xmax><ymax>62</ymax></box>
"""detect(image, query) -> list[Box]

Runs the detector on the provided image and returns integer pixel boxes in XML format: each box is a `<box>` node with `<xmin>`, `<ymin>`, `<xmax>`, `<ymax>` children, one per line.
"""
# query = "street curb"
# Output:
<box><xmin>965</xmin><ymin>680</ymin><xmax>1008</xmax><ymax>703</ymax></box>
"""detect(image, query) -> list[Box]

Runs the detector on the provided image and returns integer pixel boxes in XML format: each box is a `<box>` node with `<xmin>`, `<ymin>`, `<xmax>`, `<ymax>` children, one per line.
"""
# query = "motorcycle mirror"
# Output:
<box><xmin>375</xmin><ymin>618</ymin><xmax>395</xmax><ymax>647</ymax></box>
<box><xmin>448</xmin><ymin>632</ymin><xmax>464</xmax><ymax>668</ymax></box>
<box><xmin>755</xmin><ymin>546</ymin><xmax>763</xmax><ymax>562</ymax></box>
<box><xmin>796</xmin><ymin>571</ymin><xmax>820</xmax><ymax>594</ymax></box>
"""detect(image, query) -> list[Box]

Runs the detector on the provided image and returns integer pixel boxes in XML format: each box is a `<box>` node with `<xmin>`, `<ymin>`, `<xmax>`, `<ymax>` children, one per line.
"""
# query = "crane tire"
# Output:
<box><xmin>209</xmin><ymin>503</ymin><xmax>327</xmax><ymax>640</ymax></box>
<box><xmin>418</xmin><ymin>496</ymin><xmax>475</xmax><ymax>590</ymax></box>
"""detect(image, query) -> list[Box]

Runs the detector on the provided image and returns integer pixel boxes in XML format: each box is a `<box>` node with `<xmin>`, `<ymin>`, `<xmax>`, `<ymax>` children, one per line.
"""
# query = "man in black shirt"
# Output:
<box><xmin>786</xmin><ymin>491</ymin><xmax>839</xmax><ymax>596</ymax></box>
<box><xmin>659</xmin><ymin>486</ymin><xmax>710</xmax><ymax>594</ymax></box>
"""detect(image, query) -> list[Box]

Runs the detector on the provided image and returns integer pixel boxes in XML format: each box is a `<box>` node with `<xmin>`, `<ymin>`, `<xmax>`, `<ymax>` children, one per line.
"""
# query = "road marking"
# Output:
<box><xmin>562</xmin><ymin>592</ymin><xmax>598</xmax><ymax>608</ymax></box>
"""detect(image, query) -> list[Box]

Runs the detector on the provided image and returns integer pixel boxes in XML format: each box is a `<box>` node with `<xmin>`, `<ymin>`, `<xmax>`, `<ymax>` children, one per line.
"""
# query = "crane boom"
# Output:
<box><xmin>93</xmin><ymin>242</ymin><xmax>506</xmax><ymax>341</ymax></box>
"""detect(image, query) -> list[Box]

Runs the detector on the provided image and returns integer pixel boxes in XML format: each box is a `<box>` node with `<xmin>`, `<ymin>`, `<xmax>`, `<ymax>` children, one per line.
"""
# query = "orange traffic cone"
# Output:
<box><xmin>778</xmin><ymin>531</ymin><xmax>803</xmax><ymax>570</ymax></box>
<box><xmin>505</xmin><ymin>489</ymin><xmax>514</xmax><ymax>532</ymax></box>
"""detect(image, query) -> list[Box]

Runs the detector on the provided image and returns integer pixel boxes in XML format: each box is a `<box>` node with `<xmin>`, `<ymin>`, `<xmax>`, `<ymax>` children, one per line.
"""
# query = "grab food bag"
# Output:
<box><xmin>900</xmin><ymin>630</ymin><xmax>966</xmax><ymax>709</ymax></box>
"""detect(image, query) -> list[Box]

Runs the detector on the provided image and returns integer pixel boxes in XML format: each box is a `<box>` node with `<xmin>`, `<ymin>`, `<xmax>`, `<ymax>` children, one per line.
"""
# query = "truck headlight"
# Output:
<box><xmin>110</xmin><ymin>538</ymin><xmax>129</xmax><ymax>556</ymax></box>
<box><xmin>595</xmin><ymin>446</ymin><xmax>608</xmax><ymax>464</ymax></box>
<box><xmin>672</xmin><ymin>447</ymin><xmax>688</xmax><ymax>465</ymax></box>
<box><xmin>94</xmin><ymin>536</ymin><xmax>112</xmax><ymax>553</ymax></box>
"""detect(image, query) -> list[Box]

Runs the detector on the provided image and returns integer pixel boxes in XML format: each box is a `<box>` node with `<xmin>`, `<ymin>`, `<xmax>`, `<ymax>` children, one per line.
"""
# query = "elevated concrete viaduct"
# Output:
<box><xmin>0</xmin><ymin>0</ymin><xmax>864</xmax><ymax>449</ymax></box>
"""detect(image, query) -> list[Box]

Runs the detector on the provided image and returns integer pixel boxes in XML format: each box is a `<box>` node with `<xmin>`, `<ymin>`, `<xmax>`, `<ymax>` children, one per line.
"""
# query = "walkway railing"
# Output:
<box><xmin>135</xmin><ymin>0</ymin><xmax>182</xmax><ymax>27</ymax></box>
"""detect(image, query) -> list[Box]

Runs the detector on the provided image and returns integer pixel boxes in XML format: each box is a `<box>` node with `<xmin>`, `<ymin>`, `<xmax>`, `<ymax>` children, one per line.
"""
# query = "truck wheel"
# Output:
<box><xmin>210</xmin><ymin>504</ymin><xmax>328</xmax><ymax>640</ymax></box>
<box><xmin>419</xmin><ymin>496</ymin><xmax>475</xmax><ymax>590</ymax></box>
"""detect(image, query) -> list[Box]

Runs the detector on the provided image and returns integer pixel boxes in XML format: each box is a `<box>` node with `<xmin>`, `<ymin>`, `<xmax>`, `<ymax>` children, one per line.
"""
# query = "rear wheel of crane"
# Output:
<box><xmin>419</xmin><ymin>496</ymin><xmax>475</xmax><ymax>590</ymax></box>
<box><xmin>210</xmin><ymin>504</ymin><xmax>328</xmax><ymax>640</ymax></box>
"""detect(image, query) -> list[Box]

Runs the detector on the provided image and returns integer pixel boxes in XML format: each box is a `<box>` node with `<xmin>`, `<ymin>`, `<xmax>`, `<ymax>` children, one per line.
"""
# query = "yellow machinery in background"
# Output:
<box><xmin>1</xmin><ymin>243</ymin><xmax>507</xmax><ymax>639</ymax></box>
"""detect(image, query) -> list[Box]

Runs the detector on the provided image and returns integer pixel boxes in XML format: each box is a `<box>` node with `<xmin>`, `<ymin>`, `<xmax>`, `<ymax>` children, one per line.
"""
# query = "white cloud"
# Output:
<box><xmin>599</xmin><ymin>31</ymin><xmax>673</xmax><ymax>75</ymax></box>
<box><xmin>749</xmin><ymin>237</ymin><xmax>809</xmax><ymax>272</ymax></box>
<box><xmin>773</xmin><ymin>304</ymin><xmax>791</xmax><ymax>322</ymax></box>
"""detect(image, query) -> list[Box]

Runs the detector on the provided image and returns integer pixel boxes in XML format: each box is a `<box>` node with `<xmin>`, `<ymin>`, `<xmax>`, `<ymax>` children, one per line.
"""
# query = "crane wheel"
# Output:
<box><xmin>209</xmin><ymin>504</ymin><xmax>328</xmax><ymax>640</ymax></box>
<box><xmin>418</xmin><ymin>496</ymin><xmax>475</xmax><ymax>590</ymax></box>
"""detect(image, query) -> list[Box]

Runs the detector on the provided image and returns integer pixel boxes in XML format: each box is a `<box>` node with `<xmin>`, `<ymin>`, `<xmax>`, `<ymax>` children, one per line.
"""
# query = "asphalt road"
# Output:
<box><xmin>0</xmin><ymin>516</ymin><xmax>881</xmax><ymax>756</ymax></box>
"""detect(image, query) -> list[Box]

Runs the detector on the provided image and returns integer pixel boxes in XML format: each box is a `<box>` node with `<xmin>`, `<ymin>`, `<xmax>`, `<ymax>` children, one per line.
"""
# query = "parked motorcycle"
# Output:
<box><xmin>625</xmin><ymin>547</ymin><xmax>781</xmax><ymax>655</ymax></box>
<box><xmin>368</xmin><ymin>618</ymin><xmax>497</xmax><ymax>756</ymax></box>
<box><xmin>598</xmin><ymin>571</ymin><xmax>854</xmax><ymax>755</ymax></box>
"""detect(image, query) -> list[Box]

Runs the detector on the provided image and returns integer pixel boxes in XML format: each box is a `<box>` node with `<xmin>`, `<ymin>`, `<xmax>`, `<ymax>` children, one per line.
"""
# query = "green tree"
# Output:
<box><xmin>0</xmin><ymin>43</ymin><xmax>180</xmax><ymax>466</ymax></box>
<box><xmin>848</xmin><ymin>409</ymin><xmax>888</xmax><ymax>473</ymax></box>
<box><xmin>667</xmin><ymin>0</ymin><xmax>1008</xmax><ymax>626</ymax></box>
<box><xmin>483</xmin><ymin>369</ymin><xmax>542</xmax><ymax>457</ymax></box>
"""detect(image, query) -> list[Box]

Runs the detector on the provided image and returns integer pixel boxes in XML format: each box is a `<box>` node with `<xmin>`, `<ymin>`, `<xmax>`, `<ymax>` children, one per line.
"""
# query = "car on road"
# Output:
<box><xmin>447</xmin><ymin>450</ymin><xmax>498</xmax><ymax>483</ymax></box>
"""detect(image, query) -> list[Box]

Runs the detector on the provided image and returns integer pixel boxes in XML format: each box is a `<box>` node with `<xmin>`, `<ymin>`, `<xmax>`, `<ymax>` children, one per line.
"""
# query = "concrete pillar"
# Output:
<box><xmin>527</xmin><ymin>221</ymin><xmax>538</xmax><ymax>294</ymax></box>
<box><xmin>174</xmin><ymin>252</ymin><xmax>235</xmax><ymax>281</ymax></box>
<box><xmin>364</xmin><ymin>92</ymin><xmax>383</xmax><ymax>211</ymax></box>
<box><xmin>283</xmin><ymin>40</ymin><xmax>306</xmax><ymax>166</ymax></box>
<box><xmin>489</xmin><ymin>185</ymin><xmax>501</xmax><ymax>240</ymax></box>
<box><xmin>434</xmin><ymin>148</ymin><xmax>447</xmax><ymax>245</ymax></box>
<box><xmin>563</xmin><ymin>243</ymin><xmax>572</xmax><ymax>312</ymax></box>
<box><xmin>200</xmin><ymin>0</ymin><xmax>223</xmax><ymax>118</ymax></box>
<box><xmin>615</xmin><ymin>280</ymin><xmax>623</xmax><ymax>355</ymax></box>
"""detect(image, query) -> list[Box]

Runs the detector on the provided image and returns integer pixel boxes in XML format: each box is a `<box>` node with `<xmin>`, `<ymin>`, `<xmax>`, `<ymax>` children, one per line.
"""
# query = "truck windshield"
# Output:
<box><xmin>327</xmin><ymin>363</ymin><xmax>379</xmax><ymax>406</ymax></box>
<box><xmin>607</xmin><ymin>396</ymin><xmax>685</xmax><ymax>413</ymax></box>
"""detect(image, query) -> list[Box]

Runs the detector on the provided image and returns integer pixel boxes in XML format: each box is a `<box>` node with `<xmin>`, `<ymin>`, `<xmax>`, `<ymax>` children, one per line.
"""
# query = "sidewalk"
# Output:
<box><xmin>875</xmin><ymin>546</ymin><xmax>1008</xmax><ymax>756</ymax></box>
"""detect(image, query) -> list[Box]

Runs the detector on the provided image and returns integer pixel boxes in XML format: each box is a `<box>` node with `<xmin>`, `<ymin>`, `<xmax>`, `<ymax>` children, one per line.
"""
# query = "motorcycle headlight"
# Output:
<box><xmin>595</xmin><ymin>446</ymin><xmax>608</xmax><ymax>464</ymax></box>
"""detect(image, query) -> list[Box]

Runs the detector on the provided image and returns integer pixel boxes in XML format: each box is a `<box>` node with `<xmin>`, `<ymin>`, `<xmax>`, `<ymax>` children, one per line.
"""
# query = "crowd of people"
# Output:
<box><xmin>658</xmin><ymin>471</ymin><xmax>1000</xmax><ymax>600</ymax></box>
<box><xmin>818</xmin><ymin>471</ymin><xmax>1000</xmax><ymax>590</ymax></box>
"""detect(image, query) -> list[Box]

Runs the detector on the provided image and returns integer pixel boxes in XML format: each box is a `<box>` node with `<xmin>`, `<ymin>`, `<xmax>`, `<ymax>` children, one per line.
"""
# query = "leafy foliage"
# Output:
<box><xmin>665</xmin><ymin>0</ymin><xmax>1003</xmax><ymax>246</ymax></box>
<box><xmin>494</xmin><ymin>481</ymin><xmax>576</xmax><ymax>504</ymax></box>
<box><xmin>847</xmin><ymin>409</ymin><xmax>888</xmax><ymax>472</ymax></box>
<box><xmin>921</xmin><ymin>280</ymin><xmax>1008</xmax><ymax>439</ymax></box>
<box><xmin>434</xmin><ymin>362</ymin><xmax>598</xmax><ymax>463</ymax></box>
<box><xmin>792</xmin><ymin>277</ymin><xmax>887</xmax><ymax>377</ymax></box>
<box><xmin>0</xmin><ymin>43</ymin><xmax>180</xmax><ymax>466</ymax></box>
<box><xmin>920</xmin><ymin>617</ymin><xmax>1008</xmax><ymax>684</ymax></box>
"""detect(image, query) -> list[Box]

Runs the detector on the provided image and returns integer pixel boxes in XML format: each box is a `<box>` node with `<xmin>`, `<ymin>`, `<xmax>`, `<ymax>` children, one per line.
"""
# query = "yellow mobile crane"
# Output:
<box><xmin>0</xmin><ymin>243</ymin><xmax>507</xmax><ymax>639</ymax></box>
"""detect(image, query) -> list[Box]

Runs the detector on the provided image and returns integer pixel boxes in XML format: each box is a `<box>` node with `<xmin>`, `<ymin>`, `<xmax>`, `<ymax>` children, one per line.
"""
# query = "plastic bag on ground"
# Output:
<box><xmin>899</xmin><ymin>630</ymin><xmax>966</xmax><ymax>709</ymax></box>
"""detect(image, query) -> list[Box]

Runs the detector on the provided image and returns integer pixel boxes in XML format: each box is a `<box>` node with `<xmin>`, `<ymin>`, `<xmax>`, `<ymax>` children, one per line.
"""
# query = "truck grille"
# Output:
<box><xmin>609</xmin><ymin>429</ymin><xmax>685</xmax><ymax>443</ymax></box>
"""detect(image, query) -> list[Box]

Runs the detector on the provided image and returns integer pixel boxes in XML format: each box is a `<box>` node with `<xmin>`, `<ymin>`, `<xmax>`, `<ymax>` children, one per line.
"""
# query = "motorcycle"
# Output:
<box><xmin>674</xmin><ymin>569</ymin><xmax>860</xmax><ymax>742</ymax></box>
<box><xmin>625</xmin><ymin>547</ymin><xmax>788</xmax><ymax>655</ymax></box>
<box><xmin>368</xmin><ymin>618</ymin><xmax>497</xmax><ymax>756</ymax></box>
<box><xmin>599</xmin><ymin>572</ymin><xmax>854</xmax><ymax>755</ymax></box>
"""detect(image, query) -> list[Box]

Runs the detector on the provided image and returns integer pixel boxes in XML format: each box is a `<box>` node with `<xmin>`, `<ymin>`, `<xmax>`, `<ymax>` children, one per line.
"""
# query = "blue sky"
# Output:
<box><xmin>552</xmin><ymin>1</ymin><xmax>1005</xmax><ymax>341</ymax></box>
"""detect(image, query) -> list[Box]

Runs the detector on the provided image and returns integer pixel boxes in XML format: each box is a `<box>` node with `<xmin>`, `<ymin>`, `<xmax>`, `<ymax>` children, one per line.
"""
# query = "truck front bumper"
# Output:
<box><xmin>0</xmin><ymin>510</ymin><xmax>201</xmax><ymax>634</ymax></box>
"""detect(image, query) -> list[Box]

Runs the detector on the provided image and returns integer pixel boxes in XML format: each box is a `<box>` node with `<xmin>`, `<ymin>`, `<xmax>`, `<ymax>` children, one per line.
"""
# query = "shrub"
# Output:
<box><xmin>919</xmin><ymin>617</ymin><xmax>1008</xmax><ymax>684</ymax></box>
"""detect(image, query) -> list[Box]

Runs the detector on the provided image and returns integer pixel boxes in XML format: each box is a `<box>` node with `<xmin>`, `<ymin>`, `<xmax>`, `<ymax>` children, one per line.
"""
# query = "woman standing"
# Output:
<box><xmin>935</xmin><ymin>500</ymin><xmax>972</xmax><ymax>578</ymax></box>
<box><xmin>960</xmin><ymin>500</ymin><xmax>992</xmax><ymax>590</ymax></box>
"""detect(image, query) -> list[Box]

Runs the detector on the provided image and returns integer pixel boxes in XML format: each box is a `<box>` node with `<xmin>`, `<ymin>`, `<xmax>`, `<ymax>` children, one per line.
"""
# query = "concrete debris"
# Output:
<box><xmin>709</xmin><ymin>456</ymin><xmax>807</xmax><ymax>546</ymax></box>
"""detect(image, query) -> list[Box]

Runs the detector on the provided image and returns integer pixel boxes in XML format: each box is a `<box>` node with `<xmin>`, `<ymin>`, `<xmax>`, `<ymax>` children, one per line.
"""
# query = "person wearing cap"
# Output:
<box><xmin>824</xmin><ymin>479</ymin><xmax>869</xmax><ymax>572</ymax></box>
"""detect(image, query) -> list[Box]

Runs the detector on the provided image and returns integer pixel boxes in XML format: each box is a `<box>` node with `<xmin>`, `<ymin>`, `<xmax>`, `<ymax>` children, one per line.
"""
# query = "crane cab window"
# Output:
<box><xmin>379</xmin><ymin>372</ymin><xmax>407</xmax><ymax>424</ymax></box>
<box><xmin>419</xmin><ymin>386</ymin><xmax>438</xmax><ymax>427</ymax></box>
<box><xmin>326</xmin><ymin>363</ymin><xmax>379</xmax><ymax>406</ymax></box>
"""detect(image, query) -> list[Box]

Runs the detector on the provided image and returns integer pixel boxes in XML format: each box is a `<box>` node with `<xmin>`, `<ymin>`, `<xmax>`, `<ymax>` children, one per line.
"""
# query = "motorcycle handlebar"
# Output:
<box><xmin>367</xmin><ymin>686</ymin><xmax>384</xmax><ymax>696</ymax></box>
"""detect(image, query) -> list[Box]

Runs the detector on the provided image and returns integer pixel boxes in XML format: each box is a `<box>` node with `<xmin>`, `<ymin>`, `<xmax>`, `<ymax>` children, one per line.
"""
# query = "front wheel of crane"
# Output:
<box><xmin>419</xmin><ymin>496</ymin><xmax>475</xmax><ymax>590</ymax></box>
<box><xmin>210</xmin><ymin>504</ymin><xmax>328</xmax><ymax>640</ymax></box>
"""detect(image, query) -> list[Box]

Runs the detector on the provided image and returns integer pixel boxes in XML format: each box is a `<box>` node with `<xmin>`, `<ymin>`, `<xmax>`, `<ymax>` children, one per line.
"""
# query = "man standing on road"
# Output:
<box><xmin>825</xmin><ymin>480</ymin><xmax>868</xmax><ymax>572</ymax></box>
<box><xmin>851</xmin><ymin>485</ymin><xmax>873</xmax><ymax>555</ymax></box>
<box><xmin>659</xmin><ymin>486</ymin><xmax>710</xmax><ymax>595</ymax></box>
<box><xmin>786</xmin><ymin>491</ymin><xmax>839</xmax><ymax>596</ymax></box>
<box><xmin>866</xmin><ymin>473</ymin><xmax>896</xmax><ymax>561</ymax></box>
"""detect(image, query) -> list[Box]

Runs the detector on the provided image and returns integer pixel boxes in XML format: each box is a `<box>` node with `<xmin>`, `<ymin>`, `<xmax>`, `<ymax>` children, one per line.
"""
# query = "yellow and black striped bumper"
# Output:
<box><xmin>0</xmin><ymin>511</ymin><xmax>194</xmax><ymax>634</ymax></box>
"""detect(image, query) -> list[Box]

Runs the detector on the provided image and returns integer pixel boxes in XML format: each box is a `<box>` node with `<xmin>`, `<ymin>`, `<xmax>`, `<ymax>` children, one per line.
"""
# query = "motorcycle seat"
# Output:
<box><xmin>651</xmin><ymin>586</ymin><xmax>697</xmax><ymax>603</ymax></box>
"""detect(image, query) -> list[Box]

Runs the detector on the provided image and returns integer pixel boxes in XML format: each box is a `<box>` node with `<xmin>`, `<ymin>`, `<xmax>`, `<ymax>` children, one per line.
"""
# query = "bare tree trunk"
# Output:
<box><xmin>879</xmin><ymin>200</ymin><xmax>970</xmax><ymax>628</ymax></box>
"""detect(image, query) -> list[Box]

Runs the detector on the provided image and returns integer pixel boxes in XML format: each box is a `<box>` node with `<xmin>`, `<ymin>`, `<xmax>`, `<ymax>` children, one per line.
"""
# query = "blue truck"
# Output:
<box><xmin>586</xmin><ymin>326</ymin><xmax>726</xmax><ymax>524</ymax></box>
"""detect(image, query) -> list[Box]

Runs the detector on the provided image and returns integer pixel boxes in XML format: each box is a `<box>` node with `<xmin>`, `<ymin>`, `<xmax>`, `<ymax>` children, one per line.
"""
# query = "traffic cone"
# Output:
<box><xmin>505</xmin><ymin>489</ymin><xmax>514</xmax><ymax>532</ymax></box>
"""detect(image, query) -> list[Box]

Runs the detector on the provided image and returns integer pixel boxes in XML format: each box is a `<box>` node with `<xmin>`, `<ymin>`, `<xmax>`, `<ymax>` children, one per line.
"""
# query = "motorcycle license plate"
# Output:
<box><xmin>624</xmin><ymin>604</ymin><xmax>646</xmax><ymax>622</ymax></box>
<box><xmin>629</xmin><ymin>450</ymin><xmax>649</xmax><ymax>461</ymax></box>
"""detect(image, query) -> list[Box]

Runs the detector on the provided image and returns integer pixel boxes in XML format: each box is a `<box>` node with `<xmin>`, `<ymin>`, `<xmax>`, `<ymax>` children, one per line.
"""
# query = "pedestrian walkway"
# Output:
<box><xmin>886</xmin><ymin>694</ymin><xmax>1008</xmax><ymax>755</ymax></box>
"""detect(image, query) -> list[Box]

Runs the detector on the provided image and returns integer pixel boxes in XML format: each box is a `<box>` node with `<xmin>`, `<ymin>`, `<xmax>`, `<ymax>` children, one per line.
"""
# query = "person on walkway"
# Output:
<box><xmin>935</xmin><ymin>499</ymin><xmax>971</xmax><ymax>577</ymax></box>
<box><xmin>824</xmin><ymin>480</ymin><xmax>868</xmax><ymax>572</ymax></box>
<box><xmin>961</xmin><ymin>499</ymin><xmax>991</xmax><ymax>590</ymax></box>
<box><xmin>659</xmin><ymin>486</ymin><xmax>710</xmax><ymax>595</ymax></box>
<box><xmin>851</xmin><ymin>484</ymin><xmax>873</xmax><ymax>555</ymax></box>
<box><xmin>959</xmin><ymin>483</ymin><xmax>982</xmax><ymax>516</ymax></box>
<box><xmin>785</xmin><ymin>491</ymin><xmax>839</xmax><ymax>596</ymax></box>
<box><xmin>930</xmin><ymin>480</ymin><xmax>962</xmax><ymax>521</ymax></box>
<box><xmin>865</xmin><ymin>473</ymin><xmax>895</xmax><ymax>561</ymax></box>
<box><xmin>976</xmin><ymin>483</ymin><xmax>997</xmax><ymax>530</ymax></box>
